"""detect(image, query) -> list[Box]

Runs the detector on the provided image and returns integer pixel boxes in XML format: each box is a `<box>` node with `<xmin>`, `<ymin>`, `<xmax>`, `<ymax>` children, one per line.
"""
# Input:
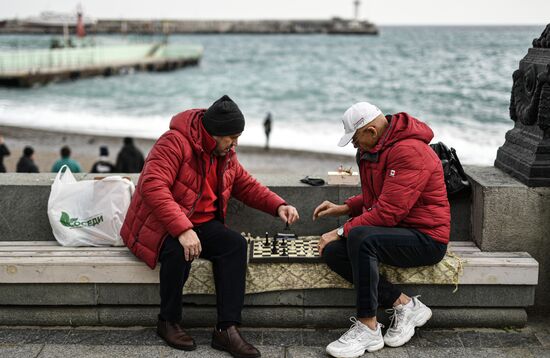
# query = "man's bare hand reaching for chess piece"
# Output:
<box><xmin>312</xmin><ymin>200</ymin><xmax>350</xmax><ymax>255</ymax></box>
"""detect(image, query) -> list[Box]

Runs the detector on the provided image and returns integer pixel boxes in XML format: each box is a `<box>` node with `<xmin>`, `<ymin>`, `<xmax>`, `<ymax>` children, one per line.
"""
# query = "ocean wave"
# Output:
<box><xmin>0</xmin><ymin>104</ymin><xmax>511</xmax><ymax>165</ymax></box>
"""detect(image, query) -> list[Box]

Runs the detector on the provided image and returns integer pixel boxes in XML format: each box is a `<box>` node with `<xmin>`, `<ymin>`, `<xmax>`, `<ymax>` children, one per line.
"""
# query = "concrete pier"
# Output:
<box><xmin>0</xmin><ymin>43</ymin><xmax>203</xmax><ymax>87</ymax></box>
<box><xmin>0</xmin><ymin>18</ymin><xmax>379</xmax><ymax>35</ymax></box>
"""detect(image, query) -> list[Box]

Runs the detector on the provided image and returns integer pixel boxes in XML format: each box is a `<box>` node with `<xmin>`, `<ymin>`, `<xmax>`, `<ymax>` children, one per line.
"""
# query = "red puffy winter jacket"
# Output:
<box><xmin>120</xmin><ymin>109</ymin><xmax>286</xmax><ymax>268</ymax></box>
<box><xmin>343</xmin><ymin>113</ymin><xmax>451</xmax><ymax>244</ymax></box>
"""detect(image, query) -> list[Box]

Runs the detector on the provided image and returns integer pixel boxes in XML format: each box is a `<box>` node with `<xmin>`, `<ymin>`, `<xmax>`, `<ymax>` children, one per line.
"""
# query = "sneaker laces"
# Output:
<box><xmin>386</xmin><ymin>296</ymin><xmax>420</xmax><ymax>333</ymax></box>
<box><xmin>386</xmin><ymin>307</ymin><xmax>406</xmax><ymax>333</ymax></box>
<box><xmin>340</xmin><ymin>317</ymin><xmax>366</xmax><ymax>342</ymax></box>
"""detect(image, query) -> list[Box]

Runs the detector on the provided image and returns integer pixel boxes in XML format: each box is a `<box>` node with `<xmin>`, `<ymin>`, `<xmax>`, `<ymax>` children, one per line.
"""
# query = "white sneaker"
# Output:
<box><xmin>383</xmin><ymin>296</ymin><xmax>432</xmax><ymax>348</ymax></box>
<box><xmin>326</xmin><ymin>317</ymin><xmax>384</xmax><ymax>358</ymax></box>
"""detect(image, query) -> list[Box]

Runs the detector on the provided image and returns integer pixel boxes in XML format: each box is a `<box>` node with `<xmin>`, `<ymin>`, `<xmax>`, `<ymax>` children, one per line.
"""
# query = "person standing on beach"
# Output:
<box><xmin>0</xmin><ymin>134</ymin><xmax>10</xmax><ymax>173</ymax></box>
<box><xmin>90</xmin><ymin>146</ymin><xmax>115</xmax><ymax>174</ymax></box>
<box><xmin>313</xmin><ymin>102</ymin><xmax>450</xmax><ymax>356</ymax></box>
<box><xmin>16</xmin><ymin>146</ymin><xmax>39</xmax><ymax>173</ymax></box>
<box><xmin>120</xmin><ymin>95</ymin><xmax>299</xmax><ymax>357</ymax></box>
<box><xmin>51</xmin><ymin>146</ymin><xmax>82</xmax><ymax>173</ymax></box>
<box><xmin>263</xmin><ymin>112</ymin><xmax>272</xmax><ymax>150</ymax></box>
<box><xmin>115</xmin><ymin>137</ymin><xmax>144</xmax><ymax>173</ymax></box>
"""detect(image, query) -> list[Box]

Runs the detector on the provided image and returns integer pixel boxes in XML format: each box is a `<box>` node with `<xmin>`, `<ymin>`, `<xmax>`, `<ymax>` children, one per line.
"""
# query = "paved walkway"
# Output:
<box><xmin>2</xmin><ymin>316</ymin><xmax>550</xmax><ymax>357</ymax></box>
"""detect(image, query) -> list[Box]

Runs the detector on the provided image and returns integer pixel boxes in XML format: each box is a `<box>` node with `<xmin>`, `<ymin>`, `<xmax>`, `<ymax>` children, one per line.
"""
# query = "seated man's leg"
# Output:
<box><xmin>157</xmin><ymin>235</ymin><xmax>195</xmax><ymax>350</ymax></box>
<box><xmin>346</xmin><ymin>226</ymin><xmax>447</xmax><ymax>347</ymax></box>
<box><xmin>323</xmin><ymin>239</ymin><xmax>353</xmax><ymax>282</ymax></box>
<box><xmin>323</xmin><ymin>238</ymin><xmax>386</xmax><ymax>356</ymax></box>
<box><xmin>195</xmin><ymin>220</ymin><xmax>260</xmax><ymax>358</ymax></box>
<box><xmin>323</xmin><ymin>239</ymin><xmax>400</xmax><ymax>306</ymax></box>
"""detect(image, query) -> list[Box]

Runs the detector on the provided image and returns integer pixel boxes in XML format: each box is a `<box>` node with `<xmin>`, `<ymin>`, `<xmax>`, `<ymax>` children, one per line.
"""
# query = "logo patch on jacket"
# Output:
<box><xmin>389</xmin><ymin>169</ymin><xmax>396</xmax><ymax>177</ymax></box>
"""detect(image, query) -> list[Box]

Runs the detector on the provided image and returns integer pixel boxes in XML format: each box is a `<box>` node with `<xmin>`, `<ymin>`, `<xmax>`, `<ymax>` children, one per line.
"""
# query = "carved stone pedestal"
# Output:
<box><xmin>495</xmin><ymin>24</ymin><xmax>550</xmax><ymax>186</ymax></box>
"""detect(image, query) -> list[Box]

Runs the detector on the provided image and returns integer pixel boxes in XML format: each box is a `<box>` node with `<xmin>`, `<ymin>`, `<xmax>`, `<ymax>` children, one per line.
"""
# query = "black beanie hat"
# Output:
<box><xmin>202</xmin><ymin>95</ymin><xmax>245</xmax><ymax>136</ymax></box>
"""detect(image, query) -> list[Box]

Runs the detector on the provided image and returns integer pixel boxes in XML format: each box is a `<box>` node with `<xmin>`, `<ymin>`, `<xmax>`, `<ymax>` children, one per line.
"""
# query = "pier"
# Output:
<box><xmin>0</xmin><ymin>43</ymin><xmax>203</xmax><ymax>87</ymax></box>
<box><xmin>0</xmin><ymin>18</ymin><xmax>378</xmax><ymax>35</ymax></box>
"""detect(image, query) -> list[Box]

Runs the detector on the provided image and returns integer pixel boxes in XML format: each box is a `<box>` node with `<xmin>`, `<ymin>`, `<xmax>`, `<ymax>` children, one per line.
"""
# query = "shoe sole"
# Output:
<box><xmin>326</xmin><ymin>340</ymin><xmax>385</xmax><ymax>358</ymax></box>
<box><xmin>384</xmin><ymin>308</ymin><xmax>432</xmax><ymax>348</ymax></box>
<box><xmin>211</xmin><ymin>341</ymin><xmax>261</xmax><ymax>358</ymax></box>
<box><xmin>156</xmin><ymin>331</ymin><xmax>197</xmax><ymax>351</ymax></box>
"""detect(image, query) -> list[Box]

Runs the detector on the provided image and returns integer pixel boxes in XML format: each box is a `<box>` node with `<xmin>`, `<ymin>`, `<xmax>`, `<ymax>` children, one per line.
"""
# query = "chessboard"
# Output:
<box><xmin>248</xmin><ymin>236</ymin><xmax>321</xmax><ymax>263</ymax></box>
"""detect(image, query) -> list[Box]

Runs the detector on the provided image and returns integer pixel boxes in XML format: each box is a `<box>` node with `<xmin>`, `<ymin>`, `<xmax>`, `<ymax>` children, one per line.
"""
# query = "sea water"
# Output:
<box><xmin>0</xmin><ymin>26</ymin><xmax>545</xmax><ymax>165</ymax></box>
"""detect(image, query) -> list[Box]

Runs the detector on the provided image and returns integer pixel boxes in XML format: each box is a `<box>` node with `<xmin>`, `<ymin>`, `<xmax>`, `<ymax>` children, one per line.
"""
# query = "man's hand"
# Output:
<box><xmin>178</xmin><ymin>229</ymin><xmax>202</xmax><ymax>262</ymax></box>
<box><xmin>277</xmin><ymin>205</ymin><xmax>299</xmax><ymax>225</ymax></box>
<box><xmin>318</xmin><ymin>228</ymin><xmax>340</xmax><ymax>256</ymax></box>
<box><xmin>312</xmin><ymin>201</ymin><xmax>350</xmax><ymax>220</ymax></box>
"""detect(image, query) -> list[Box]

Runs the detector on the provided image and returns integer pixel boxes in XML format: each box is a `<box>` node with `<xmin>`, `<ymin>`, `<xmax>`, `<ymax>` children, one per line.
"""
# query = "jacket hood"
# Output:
<box><xmin>370</xmin><ymin>112</ymin><xmax>434</xmax><ymax>153</ymax></box>
<box><xmin>169</xmin><ymin>109</ymin><xmax>217</xmax><ymax>154</ymax></box>
<box><xmin>169</xmin><ymin>109</ymin><xmax>204</xmax><ymax>152</ymax></box>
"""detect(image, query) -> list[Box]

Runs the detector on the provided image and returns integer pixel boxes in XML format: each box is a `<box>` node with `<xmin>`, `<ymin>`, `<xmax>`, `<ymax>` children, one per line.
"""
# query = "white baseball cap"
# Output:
<box><xmin>337</xmin><ymin>102</ymin><xmax>383</xmax><ymax>147</ymax></box>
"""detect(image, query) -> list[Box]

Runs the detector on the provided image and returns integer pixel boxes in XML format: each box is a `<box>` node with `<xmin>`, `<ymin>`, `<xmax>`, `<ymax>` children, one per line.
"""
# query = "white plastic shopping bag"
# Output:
<box><xmin>47</xmin><ymin>165</ymin><xmax>135</xmax><ymax>246</ymax></box>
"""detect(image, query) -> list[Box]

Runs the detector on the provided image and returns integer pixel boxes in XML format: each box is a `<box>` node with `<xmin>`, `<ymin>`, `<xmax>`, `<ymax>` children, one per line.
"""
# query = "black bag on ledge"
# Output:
<box><xmin>429</xmin><ymin>142</ymin><xmax>470</xmax><ymax>196</ymax></box>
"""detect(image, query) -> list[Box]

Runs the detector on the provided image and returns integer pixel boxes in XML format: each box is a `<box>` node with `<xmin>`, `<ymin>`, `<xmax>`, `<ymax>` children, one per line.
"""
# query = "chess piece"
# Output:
<box><xmin>264</xmin><ymin>232</ymin><xmax>270</xmax><ymax>247</ymax></box>
<box><xmin>271</xmin><ymin>236</ymin><xmax>278</xmax><ymax>254</ymax></box>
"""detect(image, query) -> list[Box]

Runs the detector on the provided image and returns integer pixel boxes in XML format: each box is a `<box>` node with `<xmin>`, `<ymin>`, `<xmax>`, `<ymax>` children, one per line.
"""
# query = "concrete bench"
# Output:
<box><xmin>0</xmin><ymin>241</ymin><xmax>537</xmax><ymax>286</ymax></box>
<box><xmin>0</xmin><ymin>170</ymin><xmax>543</xmax><ymax>328</ymax></box>
<box><xmin>0</xmin><ymin>240</ymin><xmax>538</xmax><ymax>328</ymax></box>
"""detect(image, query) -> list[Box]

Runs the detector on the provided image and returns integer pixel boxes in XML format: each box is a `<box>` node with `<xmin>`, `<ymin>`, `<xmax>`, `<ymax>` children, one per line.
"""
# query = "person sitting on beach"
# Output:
<box><xmin>0</xmin><ymin>133</ymin><xmax>10</xmax><ymax>173</ymax></box>
<box><xmin>120</xmin><ymin>95</ymin><xmax>299</xmax><ymax>357</ymax></box>
<box><xmin>16</xmin><ymin>146</ymin><xmax>39</xmax><ymax>173</ymax></box>
<box><xmin>313</xmin><ymin>102</ymin><xmax>450</xmax><ymax>356</ymax></box>
<box><xmin>115</xmin><ymin>137</ymin><xmax>144</xmax><ymax>173</ymax></box>
<box><xmin>51</xmin><ymin>145</ymin><xmax>82</xmax><ymax>173</ymax></box>
<box><xmin>90</xmin><ymin>145</ymin><xmax>115</xmax><ymax>174</ymax></box>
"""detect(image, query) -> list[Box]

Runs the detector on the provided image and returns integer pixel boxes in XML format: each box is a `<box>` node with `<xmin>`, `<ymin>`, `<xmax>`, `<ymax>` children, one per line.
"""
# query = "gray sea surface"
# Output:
<box><xmin>0</xmin><ymin>26</ymin><xmax>545</xmax><ymax>164</ymax></box>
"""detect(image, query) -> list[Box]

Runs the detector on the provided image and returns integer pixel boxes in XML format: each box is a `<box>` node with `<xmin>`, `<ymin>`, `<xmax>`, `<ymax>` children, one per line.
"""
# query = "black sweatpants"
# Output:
<box><xmin>158</xmin><ymin>220</ymin><xmax>247</xmax><ymax>325</ymax></box>
<box><xmin>323</xmin><ymin>226</ymin><xmax>447</xmax><ymax>318</ymax></box>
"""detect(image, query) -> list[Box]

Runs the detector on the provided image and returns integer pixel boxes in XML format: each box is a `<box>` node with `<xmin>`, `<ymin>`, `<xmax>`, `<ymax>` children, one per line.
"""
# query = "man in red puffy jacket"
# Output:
<box><xmin>120</xmin><ymin>95</ymin><xmax>299</xmax><ymax>357</ymax></box>
<box><xmin>313</xmin><ymin>102</ymin><xmax>450</xmax><ymax>356</ymax></box>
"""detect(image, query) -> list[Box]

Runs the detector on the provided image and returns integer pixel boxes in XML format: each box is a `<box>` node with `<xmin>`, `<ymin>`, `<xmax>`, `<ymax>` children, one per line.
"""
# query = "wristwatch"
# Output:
<box><xmin>337</xmin><ymin>226</ymin><xmax>345</xmax><ymax>239</ymax></box>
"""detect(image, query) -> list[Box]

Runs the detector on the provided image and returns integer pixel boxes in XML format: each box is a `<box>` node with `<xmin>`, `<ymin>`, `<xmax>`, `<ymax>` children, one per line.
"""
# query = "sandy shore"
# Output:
<box><xmin>0</xmin><ymin>125</ymin><xmax>356</xmax><ymax>178</ymax></box>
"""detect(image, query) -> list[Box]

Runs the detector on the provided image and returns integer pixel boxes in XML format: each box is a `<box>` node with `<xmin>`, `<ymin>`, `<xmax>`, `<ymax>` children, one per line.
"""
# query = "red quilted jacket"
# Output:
<box><xmin>120</xmin><ymin>109</ymin><xmax>286</xmax><ymax>268</ymax></box>
<box><xmin>343</xmin><ymin>113</ymin><xmax>451</xmax><ymax>244</ymax></box>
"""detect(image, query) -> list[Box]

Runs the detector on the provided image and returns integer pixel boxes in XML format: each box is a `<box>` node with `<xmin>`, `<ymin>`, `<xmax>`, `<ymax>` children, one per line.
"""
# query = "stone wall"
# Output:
<box><xmin>0</xmin><ymin>171</ymin><xmax>471</xmax><ymax>242</ymax></box>
<box><xmin>469</xmin><ymin>166</ymin><xmax>550</xmax><ymax>311</ymax></box>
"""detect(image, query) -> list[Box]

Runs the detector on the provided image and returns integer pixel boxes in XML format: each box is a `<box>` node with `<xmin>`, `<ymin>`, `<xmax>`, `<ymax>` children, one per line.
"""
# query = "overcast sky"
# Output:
<box><xmin>2</xmin><ymin>0</ymin><xmax>549</xmax><ymax>25</ymax></box>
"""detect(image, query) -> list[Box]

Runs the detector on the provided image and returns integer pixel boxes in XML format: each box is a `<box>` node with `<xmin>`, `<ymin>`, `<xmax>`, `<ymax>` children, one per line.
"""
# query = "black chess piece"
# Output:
<box><xmin>281</xmin><ymin>244</ymin><xmax>288</xmax><ymax>257</ymax></box>
<box><xmin>271</xmin><ymin>236</ymin><xmax>278</xmax><ymax>255</ymax></box>
<box><xmin>264</xmin><ymin>232</ymin><xmax>270</xmax><ymax>247</ymax></box>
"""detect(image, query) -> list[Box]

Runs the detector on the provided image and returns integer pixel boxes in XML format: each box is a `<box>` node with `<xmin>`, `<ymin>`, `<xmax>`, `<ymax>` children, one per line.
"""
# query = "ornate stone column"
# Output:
<box><xmin>495</xmin><ymin>24</ymin><xmax>550</xmax><ymax>186</ymax></box>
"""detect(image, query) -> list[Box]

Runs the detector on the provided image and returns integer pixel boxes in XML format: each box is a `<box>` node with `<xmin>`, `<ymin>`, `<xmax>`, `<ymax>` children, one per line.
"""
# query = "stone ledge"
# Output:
<box><xmin>0</xmin><ymin>306</ymin><xmax>527</xmax><ymax>328</ymax></box>
<box><xmin>0</xmin><ymin>284</ymin><xmax>535</xmax><ymax>307</ymax></box>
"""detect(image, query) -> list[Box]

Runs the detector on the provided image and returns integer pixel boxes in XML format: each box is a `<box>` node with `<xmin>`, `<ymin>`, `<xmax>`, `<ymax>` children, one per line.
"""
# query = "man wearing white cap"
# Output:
<box><xmin>313</xmin><ymin>102</ymin><xmax>450</xmax><ymax>356</ymax></box>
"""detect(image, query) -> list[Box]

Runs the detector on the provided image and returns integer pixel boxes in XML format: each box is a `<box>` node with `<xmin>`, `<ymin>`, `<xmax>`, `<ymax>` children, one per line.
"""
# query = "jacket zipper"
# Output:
<box><xmin>187</xmin><ymin>151</ymin><xmax>206</xmax><ymax>217</ymax></box>
<box><xmin>217</xmin><ymin>153</ymin><xmax>231</xmax><ymax>221</ymax></box>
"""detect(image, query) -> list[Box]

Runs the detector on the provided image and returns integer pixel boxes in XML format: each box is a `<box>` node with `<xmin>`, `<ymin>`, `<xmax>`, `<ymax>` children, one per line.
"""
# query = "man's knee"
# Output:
<box><xmin>322</xmin><ymin>240</ymin><xmax>345</xmax><ymax>268</ymax></box>
<box><xmin>160</xmin><ymin>236</ymin><xmax>185</xmax><ymax>263</ymax></box>
<box><xmin>225</xmin><ymin>231</ymin><xmax>248</xmax><ymax>256</ymax></box>
<box><xmin>347</xmin><ymin>227</ymin><xmax>378</xmax><ymax>253</ymax></box>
